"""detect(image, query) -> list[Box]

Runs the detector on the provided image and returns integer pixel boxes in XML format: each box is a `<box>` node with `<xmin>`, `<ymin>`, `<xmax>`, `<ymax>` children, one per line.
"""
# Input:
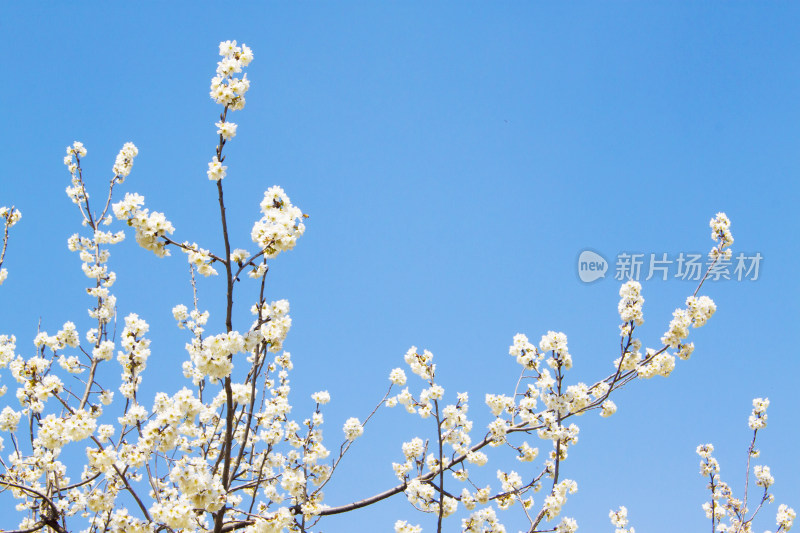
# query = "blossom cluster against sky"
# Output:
<box><xmin>2</xmin><ymin>3</ymin><xmax>799</xmax><ymax>531</ymax></box>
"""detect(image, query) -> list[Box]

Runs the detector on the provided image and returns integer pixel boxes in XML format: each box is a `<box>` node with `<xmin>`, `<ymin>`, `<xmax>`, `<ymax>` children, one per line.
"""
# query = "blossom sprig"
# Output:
<box><xmin>777</xmin><ymin>505</ymin><xmax>797</xmax><ymax>532</ymax></box>
<box><xmin>0</xmin><ymin>206</ymin><xmax>21</xmax><ymax>286</ymax></box>
<box><xmin>0</xmin><ymin>208</ymin><xmax>21</xmax><ymax>233</ymax></box>
<box><xmin>384</xmin><ymin>347</ymin><xmax>485</xmax><ymax>527</ymax></box>
<box><xmin>112</xmin><ymin>142</ymin><xmax>139</xmax><ymax>181</ymax></box>
<box><xmin>207</xmin><ymin>40</ymin><xmax>251</xmax><ymax>182</ymax></box>
<box><xmin>696</xmin><ymin>399</ymin><xmax>794</xmax><ymax>533</ymax></box>
<box><xmin>210</xmin><ymin>40</ymin><xmax>252</xmax><ymax>110</ymax></box>
<box><xmin>387</xmin><ymin>344</ymin><xmax>577</xmax><ymax>530</ymax></box>
<box><xmin>292</xmin><ymin>384</ymin><xmax>395</xmax><ymax>519</ymax></box>
<box><xmin>60</xmin><ymin>142</ymin><xmax>139</xmax><ymax>397</ymax></box>
<box><xmin>9</xmin><ymin>352</ymin><xmax>64</xmax><ymax>414</ymax></box>
<box><xmin>710</xmin><ymin>211</ymin><xmax>734</xmax><ymax>260</ymax></box>
<box><xmin>64</xmin><ymin>141</ymin><xmax>138</xmax><ymax>227</ymax></box>
<box><xmin>117</xmin><ymin>313</ymin><xmax>151</xmax><ymax>400</ymax></box>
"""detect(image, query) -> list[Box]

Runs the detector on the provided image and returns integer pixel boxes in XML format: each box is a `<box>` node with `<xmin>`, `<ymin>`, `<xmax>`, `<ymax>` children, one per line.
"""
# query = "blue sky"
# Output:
<box><xmin>1</xmin><ymin>3</ymin><xmax>799</xmax><ymax>532</ymax></box>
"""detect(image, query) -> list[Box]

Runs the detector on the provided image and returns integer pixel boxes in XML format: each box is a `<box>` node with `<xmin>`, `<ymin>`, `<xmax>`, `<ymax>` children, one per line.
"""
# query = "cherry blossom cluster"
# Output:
<box><xmin>251</xmin><ymin>186</ymin><xmax>306</xmax><ymax>259</ymax></box>
<box><xmin>117</xmin><ymin>313</ymin><xmax>151</xmax><ymax>399</ymax></box>
<box><xmin>645</xmin><ymin>293</ymin><xmax>714</xmax><ymax>371</ymax></box>
<box><xmin>185</xmin><ymin>329</ymin><xmax>246</xmax><ymax>381</ymax></box>
<box><xmin>749</xmin><ymin>397</ymin><xmax>769</xmax><ymax>430</ymax></box>
<box><xmin>112</xmin><ymin>142</ymin><xmax>139</xmax><ymax>181</ymax></box>
<box><xmin>10</xmin><ymin>344</ymin><xmax>65</xmax><ymax>415</ymax></box>
<box><xmin>540</xmin><ymin>330</ymin><xmax>573</xmax><ymax>370</ymax></box>
<box><xmin>210</xmin><ymin>40</ymin><xmax>252</xmax><ymax>110</ymax></box>
<box><xmin>251</xmin><ymin>299</ymin><xmax>293</xmax><ymax>352</ymax></box>
<box><xmin>343</xmin><ymin>417</ymin><xmax>364</xmax><ymax>440</ymax></box>
<box><xmin>542</xmin><ymin>479</ymin><xmax>578</xmax><ymax>519</ymax></box>
<box><xmin>405</xmin><ymin>477</ymin><xmax>458</xmax><ymax>516</ymax></box>
<box><xmin>112</xmin><ymin>192</ymin><xmax>175</xmax><ymax>257</ymax></box>
<box><xmin>617</xmin><ymin>280</ymin><xmax>644</xmax><ymax>329</ymax></box>
<box><xmin>184</xmin><ymin>242</ymin><xmax>218</xmax><ymax>276</ymax></box>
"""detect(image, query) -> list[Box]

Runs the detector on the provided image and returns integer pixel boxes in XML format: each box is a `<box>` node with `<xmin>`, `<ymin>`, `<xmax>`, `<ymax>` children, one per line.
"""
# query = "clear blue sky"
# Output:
<box><xmin>1</xmin><ymin>3</ymin><xmax>798</xmax><ymax>532</ymax></box>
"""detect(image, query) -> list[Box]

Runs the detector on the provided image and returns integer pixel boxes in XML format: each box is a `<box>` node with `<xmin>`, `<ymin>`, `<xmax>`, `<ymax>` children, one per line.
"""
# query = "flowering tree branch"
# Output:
<box><xmin>0</xmin><ymin>40</ymin><xmax>793</xmax><ymax>533</ymax></box>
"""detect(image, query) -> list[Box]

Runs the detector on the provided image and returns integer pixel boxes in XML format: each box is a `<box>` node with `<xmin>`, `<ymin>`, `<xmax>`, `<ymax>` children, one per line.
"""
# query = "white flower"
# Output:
<box><xmin>466</xmin><ymin>451</ymin><xmax>488</xmax><ymax>466</ymax></box>
<box><xmin>696</xmin><ymin>444</ymin><xmax>714</xmax><ymax>459</ymax></box>
<box><xmin>67</xmin><ymin>141</ymin><xmax>87</xmax><ymax>157</ymax></box>
<box><xmin>556</xmin><ymin>517</ymin><xmax>579</xmax><ymax>533</ymax></box>
<box><xmin>312</xmin><ymin>391</ymin><xmax>330</xmax><ymax>405</ymax></box>
<box><xmin>755</xmin><ymin>465</ymin><xmax>774</xmax><ymax>488</ymax></box>
<box><xmin>600</xmin><ymin>400</ymin><xmax>617</xmax><ymax>417</ymax></box>
<box><xmin>618</xmin><ymin>280</ymin><xmax>644</xmax><ymax>326</ymax></box>
<box><xmin>251</xmin><ymin>186</ymin><xmax>305</xmax><ymax>258</ymax></box>
<box><xmin>112</xmin><ymin>142</ymin><xmax>138</xmax><ymax>180</ymax></box>
<box><xmin>402</xmin><ymin>438</ymin><xmax>425</xmax><ymax>460</ymax></box>
<box><xmin>517</xmin><ymin>442</ymin><xmax>539</xmax><ymax>462</ymax></box>
<box><xmin>343</xmin><ymin>417</ymin><xmax>363</xmax><ymax>440</ymax></box>
<box><xmin>230</xmin><ymin>248</ymin><xmax>249</xmax><ymax>263</ymax></box>
<box><xmin>485</xmin><ymin>394</ymin><xmax>515</xmax><ymax>417</ymax></box>
<box><xmin>92</xmin><ymin>340</ymin><xmax>115</xmax><ymax>362</ymax></box>
<box><xmin>709</xmin><ymin>212</ymin><xmax>733</xmax><ymax>259</ymax></box>
<box><xmin>216</xmin><ymin>121</ymin><xmax>238</xmax><ymax>140</ymax></box>
<box><xmin>0</xmin><ymin>406</ymin><xmax>21</xmax><ymax>432</ymax></box>
<box><xmin>389</xmin><ymin>368</ymin><xmax>407</xmax><ymax>386</ymax></box>
<box><xmin>609</xmin><ymin>506</ymin><xmax>630</xmax><ymax>528</ymax></box>
<box><xmin>686</xmin><ymin>295</ymin><xmax>716</xmax><ymax>327</ymax></box>
<box><xmin>112</xmin><ymin>193</ymin><xmax>175</xmax><ymax>257</ymax></box>
<box><xmin>0</xmin><ymin>206</ymin><xmax>21</xmax><ymax>228</ymax></box>
<box><xmin>749</xmin><ymin>397</ymin><xmax>769</xmax><ymax>430</ymax></box>
<box><xmin>497</xmin><ymin>469</ymin><xmax>522</xmax><ymax>492</ymax></box>
<box><xmin>207</xmin><ymin>156</ymin><xmax>227</xmax><ymax>181</ymax></box>
<box><xmin>210</xmin><ymin>40</ymin><xmax>253</xmax><ymax>109</ymax></box>
<box><xmin>394</xmin><ymin>520</ymin><xmax>422</xmax><ymax>533</ymax></box>
<box><xmin>172</xmin><ymin>304</ymin><xmax>188</xmax><ymax>324</ymax></box>
<box><xmin>777</xmin><ymin>504</ymin><xmax>796</xmax><ymax>531</ymax></box>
